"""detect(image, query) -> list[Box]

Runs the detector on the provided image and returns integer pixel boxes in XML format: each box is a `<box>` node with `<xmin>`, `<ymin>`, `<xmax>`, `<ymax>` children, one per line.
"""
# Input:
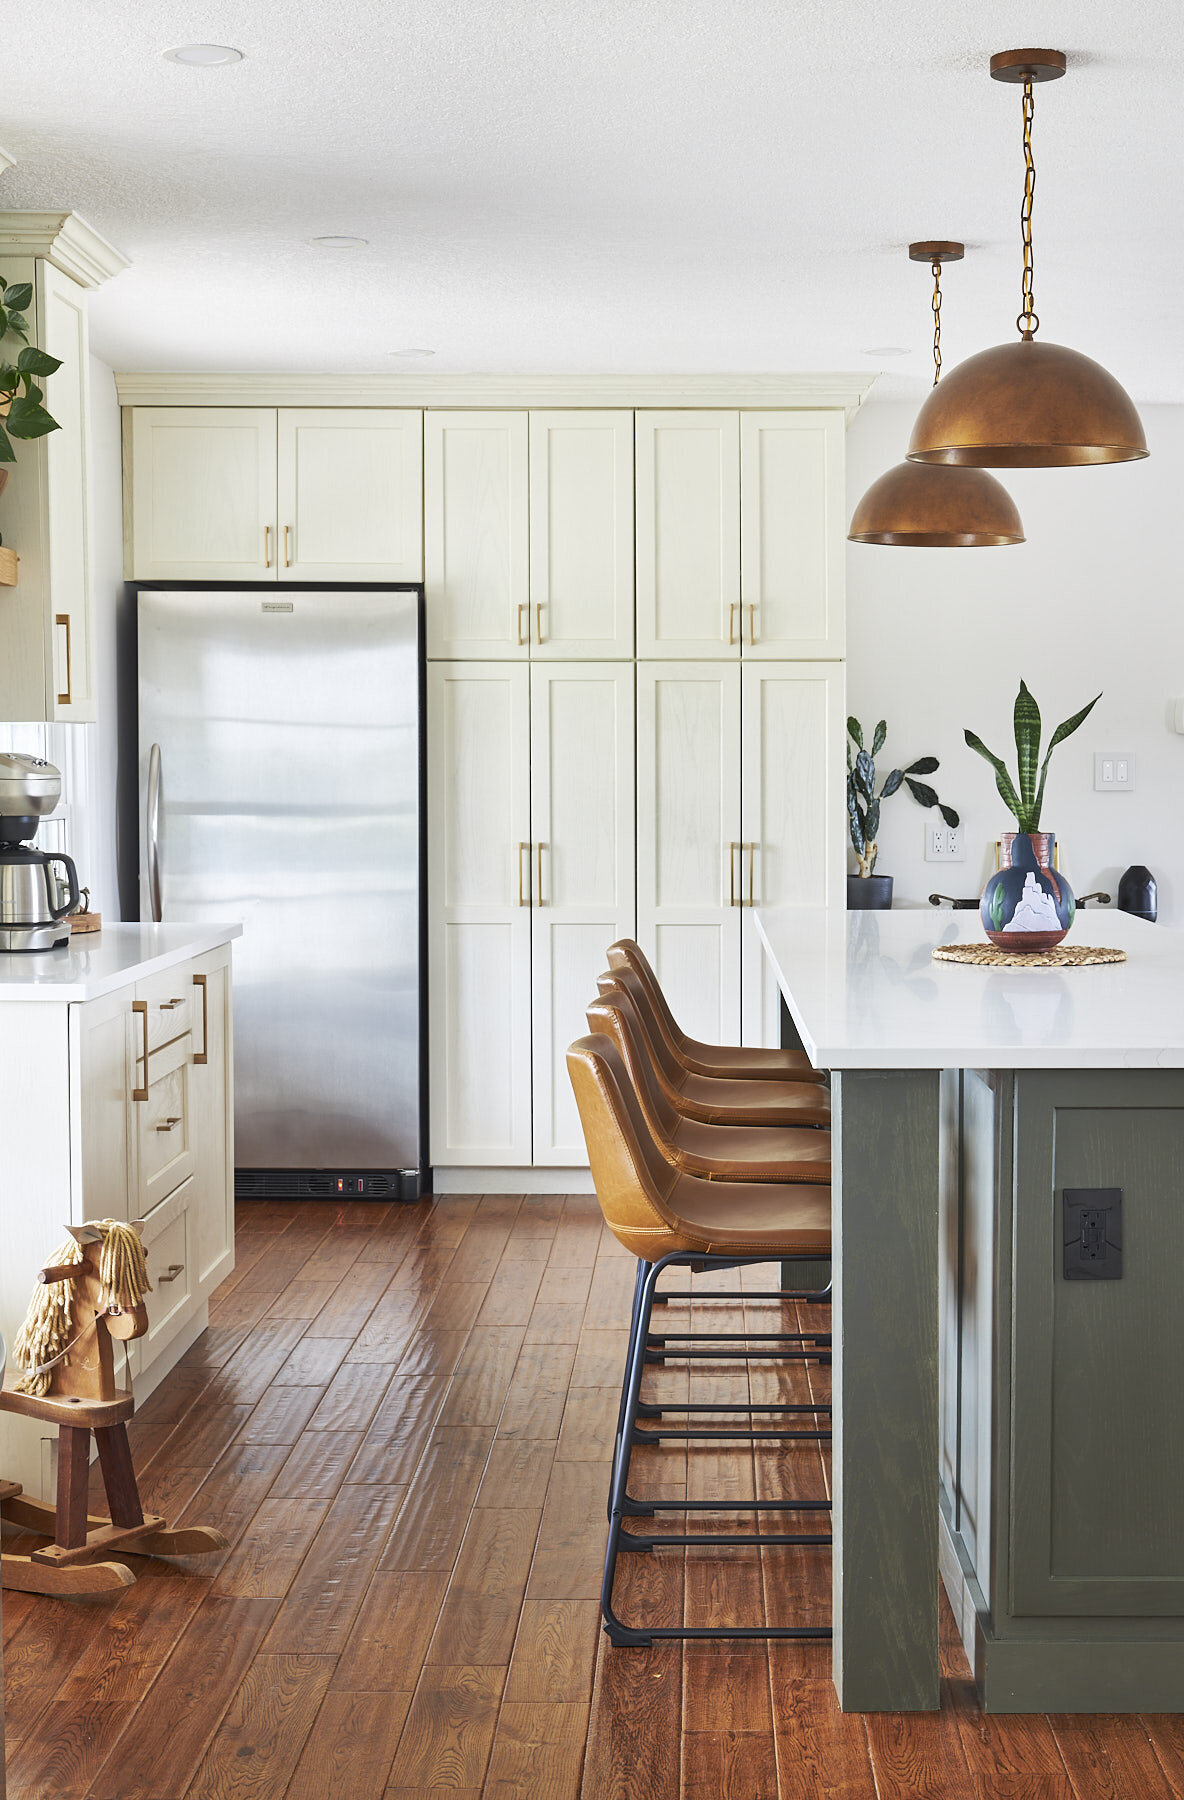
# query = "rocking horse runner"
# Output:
<box><xmin>0</xmin><ymin>1219</ymin><xmax>226</xmax><ymax>1596</ymax></box>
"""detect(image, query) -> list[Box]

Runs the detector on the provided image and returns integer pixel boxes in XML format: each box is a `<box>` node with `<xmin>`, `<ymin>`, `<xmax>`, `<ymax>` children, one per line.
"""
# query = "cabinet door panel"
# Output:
<box><xmin>40</xmin><ymin>262</ymin><xmax>96</xmax><ymax>720</ymax></box>
<box><xmin>129</xmin><ymin>407</ymin><xmax>277</xmax><ymax>580</ymax></box>
<box><xmin>636</xmin><ymin>411</ymin><xmax>740</xmax><ymax>659</ymax></box>
<box><xmin>135</xmin><ymin>1177</ymin><xmax>196</xmax><ymax>1370</ymax></box>
<box><xmin>278</xmin><ymin>408</ymin><xmax>423</xmax><ymax>581</ymax></box>
<box><xmin>71</xmin><ymin>988</ymin><xmax>134</xmax><ymax>1223</ymax></box>
<box><xmin>740</xmin><ymin>662</ymin><xmax>845</xmax><ymax>1045</ymax></box>
<box><xmin>530</xmin><ymin>665</ymin><xmax>635</xmax><ymax>1164</ymax></box>
<box><xmin>428</xmin><ymin>663</ymin><xmax>532</xmax><ymax>1163</ymax></box>
<box><xmin>425</xmin><ymin>412</ymin><xmax>528</xmax><ymax>658</ymax></box>
<box><xmin>740</xmin><ymin>411</ymin><xmax>844</xmax><ymax>658</ymax></box>
<box><xmin>637</xmin><ymin>662</ymin><xmax>742</xmax><ymax>1044</ymax></box>
<box><xmin>191</xmin><ymin>945</ymin><xmax>234</xmax><ymax>1297</ymax></box>
<box><xmin>529</xmin><ymin>411</ymin><xmax>633</xmax><ymax>658</ymax></box>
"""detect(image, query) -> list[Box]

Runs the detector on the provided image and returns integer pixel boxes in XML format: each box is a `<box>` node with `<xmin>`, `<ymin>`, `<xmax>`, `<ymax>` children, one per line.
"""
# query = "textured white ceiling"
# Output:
<box><xmin>1</xmin><ymin>2</ymin><xmax>1180</xmax><ymax>396</ymax></box>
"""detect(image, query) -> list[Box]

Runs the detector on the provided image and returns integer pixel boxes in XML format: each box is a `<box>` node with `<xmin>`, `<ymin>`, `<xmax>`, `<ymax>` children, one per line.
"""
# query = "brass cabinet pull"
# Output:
<box><xmin>132</xmin><ymin>1002</ymin><xmax>149</xmax><ymax>1102</ymax></box>
<box><xmin>747</xmin><ymin>842</ymin><xmax>757</xmax><ymax>907</ymax></box>
<box><xmin>158</xmin><ymin>1262</ymin><xmax>185</xmax><ymax>1284</ymax></box>
<box><xmin>727</xmin><ymin>603</ymin><xmax>737</xmax><ymax>647</ymax></box>
<box><xmin>748</xmin><ymin>603</ymin><xmax>757</xmax><ymax>646</ymax></box>
<box><xmin>516</xmin><ymin>602</ymin><xmax>528</xmax><ymax>647</ymax></box>
<box><xmin>536</xmin><ymin>842</ymin><xmax>546</xmax><ymax>907</ymax></box>
<box><xmin>193</xmin><ymin>973</ymin><xmax>208</xmax><ymax>1065</ymax></box>
<box><xmin>728</xmin><ymin>842</ymin><xmax>739</xmax><ymax>907</ymax></box>
<box><xmin>264</xmin><ymin>524</ymin><xmax>272</xmax><ymax>568</ymax></box>
<box><xmin>535</xmin><ymin>603</ymin><xmax>544</xmax><ymax>644</ymax></box>
<box><xmin>283</xmin><ymin>524</ymin><xmax>292</xmax><ymax>567</ymax></box>
<box><xmin>155</xmin><ymin>1116</ymin><xmax>182</xmax><ymax>1133</ymax></box>
<box><xmin>159</xmin><ymin>997</ymin><xmax>185</xmax><ymax>1011</ymax></box>
<box><xmin>55</xmin><ymin>613</ymin><xmax>72</xmax><ymax>706</ymax></box>
<box><xmin>517</xmin><ymin>842</ymin><xmax>531</xmax><ymax>906</ymax></box>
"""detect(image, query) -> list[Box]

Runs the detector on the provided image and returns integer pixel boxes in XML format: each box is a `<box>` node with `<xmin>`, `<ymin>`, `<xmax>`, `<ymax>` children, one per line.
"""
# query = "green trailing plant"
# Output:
<box><xmin>964</xmin><ymin>680</ymin><xmax>1100</xmax><ymax>834</ymax></box>
<box><xmin>847</xmin><ymin>717</ymin><xmax>959</xmax><ymax>879</ymax></box>
<box><xmin>0</xmin><ymin>274</ymin><xmax>62</xmax><ymax>464</ymax></box>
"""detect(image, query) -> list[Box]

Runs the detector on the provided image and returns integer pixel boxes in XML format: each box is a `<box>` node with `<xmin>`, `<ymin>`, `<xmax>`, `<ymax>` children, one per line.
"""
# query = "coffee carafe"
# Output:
<box><xmin>0</xmin><ymin>754</ymin><xmax>80</xmax><ymax>952</ymax></box>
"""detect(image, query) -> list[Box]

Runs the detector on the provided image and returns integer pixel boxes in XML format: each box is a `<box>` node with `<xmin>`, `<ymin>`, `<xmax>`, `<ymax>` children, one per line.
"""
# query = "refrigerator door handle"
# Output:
<box><xmin>147</xmin><ymin>741</ymin><xmax>163</xmax><ymax>922</ymax></box>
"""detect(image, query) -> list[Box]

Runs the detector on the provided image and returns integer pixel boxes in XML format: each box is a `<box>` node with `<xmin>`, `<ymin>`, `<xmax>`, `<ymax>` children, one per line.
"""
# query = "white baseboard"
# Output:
<box><xmin>431</xmin><ymin>1166</ymin><xmax>595</xmax><ymax>1194</ymax></box>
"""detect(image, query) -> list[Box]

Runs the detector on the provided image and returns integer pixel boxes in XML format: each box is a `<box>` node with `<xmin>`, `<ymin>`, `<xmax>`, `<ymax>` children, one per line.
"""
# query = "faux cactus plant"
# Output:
<box><xmin>847</xmin><ymin>717</ymin><xmax>960</xmax><ymax>879</ymax></box>
<box><xmin>964</xmin><ymin>680</ymin><xmax>1100</xmax><ymax>833</ymax></box>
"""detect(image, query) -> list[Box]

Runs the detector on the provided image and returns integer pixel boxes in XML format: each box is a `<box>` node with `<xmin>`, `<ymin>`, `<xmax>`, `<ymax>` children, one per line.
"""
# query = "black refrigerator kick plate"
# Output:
<box><xmin>235</xmin><ymin>1169</ymin><xmax>423</xmax><ymax>1201</ymax></box>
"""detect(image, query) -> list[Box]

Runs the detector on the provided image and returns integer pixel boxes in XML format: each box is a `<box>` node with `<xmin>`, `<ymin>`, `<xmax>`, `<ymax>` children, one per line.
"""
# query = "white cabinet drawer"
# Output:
<box><xmin>134</xmin><ymin>1176</ymin><xmax>196</xmax><ymax>1368</ymax></box>
<box><xmin>135</xmin><ymin>1030</ymin><xmax>195</xmax><ymax>1215</ymax></box>
<box><xmin>134</xmin><ymin>966</ymin><xmax>195</xmax><ymax>1056</ymax></box>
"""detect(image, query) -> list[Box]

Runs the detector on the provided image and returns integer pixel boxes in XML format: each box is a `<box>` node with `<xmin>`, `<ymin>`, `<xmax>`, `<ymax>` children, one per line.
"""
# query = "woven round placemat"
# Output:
<box><xmin>932</xmin><ymin>943</ymin><xmax>1127</xmax><ymax>969</ymax></box>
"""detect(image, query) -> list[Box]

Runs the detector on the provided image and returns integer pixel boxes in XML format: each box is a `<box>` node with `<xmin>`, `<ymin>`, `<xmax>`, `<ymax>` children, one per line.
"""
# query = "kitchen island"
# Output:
<box><xmin>0</xmin><ymin>922</ymin><xmax>240</xmax><ymax>1497</ymax></box>
<box><xmin>756</xmin><ymin>904</ymin><xmax>1184</xmax><ymax>1714</ymax></box>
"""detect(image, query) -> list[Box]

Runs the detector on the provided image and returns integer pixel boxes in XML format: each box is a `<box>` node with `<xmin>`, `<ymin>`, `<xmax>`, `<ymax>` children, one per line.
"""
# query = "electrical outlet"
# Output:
<box><xmin>1094</xmin><ymin>751</ymin><xmax>1135</xmax><ymax>792</ymax></box>
<box><xmin>926</xmin><ymin>823</ymin><xmax>964</xmax><ymax>862</ymax></box>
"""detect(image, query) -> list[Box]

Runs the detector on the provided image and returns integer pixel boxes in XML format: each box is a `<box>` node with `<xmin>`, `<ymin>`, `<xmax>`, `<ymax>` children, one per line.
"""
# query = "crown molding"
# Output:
<box><xmin>114</xmin><ymin>370</ymin><xmax>877</xmax><ymax>415</ymax></box>
<box><xmin>0</xmin><ymin>211</ymin><xmax>129</xmax><ymax>287</ymax></box>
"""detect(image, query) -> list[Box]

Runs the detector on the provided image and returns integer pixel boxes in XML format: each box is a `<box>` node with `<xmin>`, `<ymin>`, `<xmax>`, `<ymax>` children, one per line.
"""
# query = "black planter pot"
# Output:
<box><xmin>847</xmin><ymin>874</ymin><xmax>893</xmax><ymax>911</ymax></box>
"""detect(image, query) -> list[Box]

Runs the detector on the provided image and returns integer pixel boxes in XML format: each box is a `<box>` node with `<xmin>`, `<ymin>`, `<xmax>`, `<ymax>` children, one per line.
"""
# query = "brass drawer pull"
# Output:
<box><xmin>517</xmin><ymin>842</ymin><xmax>531</xmax><ymax>906</ymax></box>
<box><xmin>55</xmin><ymin>613</ymin><xmax>72</xmax><ymax>706</ymax></box>
<box><xmin>516</xmin><ymin>602</ymin><xmax>528</xmax><ymax>647</ymax></box>
<box><xmin>728</xmin><ymin>842</ymin><xmax>739</xmax><ymax>907</ymax></box>
<box><xmin>748</xmin><ymin>603</ymin><xmax>757</xmax><ymax>646</ymax></box>
<box><xmin>154</xmin><ymin>1116</ymin><xmax>182</xmax><ymax>1133</ymax></box>
<box><xmin>159</xmin><ymin>997</ymin><xmax>185</xmax><ymax>1011</ymax></box>
<box><xmin>747</xmin><ymin>842</ymin><xmax>757</xmax><ymax>907</ymax></box>
<box><xmin>727</xmin><ymin>603</ymin><xmax>736</xmax><ymax>646</ymax></box>
<box><xmin>536</xmin><ymin>842</ymin><xmax>546</xmax><ymax>908</ymax></box>
<box><xmin>158</xmin><ymin>1263</ymin><xmax>185</xmax><ymax>1284</ymax></box>
<box><xmin>193</xmin><ymin>973</ymin><xmax>208</xmax><ymax>1064</ymax></box>
<box><xmin>264</xmin><ymin>524</ymin><xmax>272</xmax><ymax>568</ymax></box>
<box><xmin>284</xmin><ymin>524</ymin><xmax>292</xmax><ymax>567</ymax></box>
<box><xmin>535</xmin><ymin>602</ymin><xmax>544</xmax><ymax>644</ymax></box>
<box><xmin>132</xmin><ymin>1002</ymin><xmax>149</xmax><ymax>1102</ymax></box>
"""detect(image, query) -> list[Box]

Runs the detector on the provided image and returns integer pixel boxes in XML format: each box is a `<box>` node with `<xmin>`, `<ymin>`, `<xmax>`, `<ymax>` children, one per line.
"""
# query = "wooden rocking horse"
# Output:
<box><xmin>0</xmin><ymin>1219</ymin><xmax>226</xmax><ymax>1596</ymax></box>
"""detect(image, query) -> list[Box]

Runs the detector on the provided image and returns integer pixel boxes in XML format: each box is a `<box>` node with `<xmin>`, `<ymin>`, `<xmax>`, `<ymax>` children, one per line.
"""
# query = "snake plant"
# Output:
<box><xmin>0</xmin><ymin>274</ymin><xmax>62</xmax><ymax>464</ymax></box>
<box><xmin>964</xmin><ymin>680</ymin><xmax>1100</xmax><ymax>834</ymax></box>
<box><xmin>847</xmin><ymin>717</ymin><xmax>960</xmax><ymax>879</ymax></box>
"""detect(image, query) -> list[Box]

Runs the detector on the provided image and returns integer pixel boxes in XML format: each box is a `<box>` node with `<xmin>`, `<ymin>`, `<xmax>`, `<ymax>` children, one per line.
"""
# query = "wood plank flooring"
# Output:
<box><xmin>2</xmin><ymin>1193</ymin><xmax>1182</xmax><ymax>1799</ymax></box>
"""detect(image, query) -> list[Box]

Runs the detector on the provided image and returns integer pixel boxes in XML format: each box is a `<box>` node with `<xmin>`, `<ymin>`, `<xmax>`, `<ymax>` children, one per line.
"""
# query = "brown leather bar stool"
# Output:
<box><xmin>597</xmin><ymin>965</ymin><xmax>831</xmax><ymax>1129</ymax></box>
<box><xmin>589</xmin><ymin>981</ymin><xmax>830</xmax><ymax>1185</ymax></box>
<box><xmin>606</xmin><ymin>938</ymin><xmax>824</xmax><ymax>1084</ymax></box>
<box><xmin>567</xmin><ymin>1033</ymin><xmax>833</xmax><ymax>1648</ymax></box>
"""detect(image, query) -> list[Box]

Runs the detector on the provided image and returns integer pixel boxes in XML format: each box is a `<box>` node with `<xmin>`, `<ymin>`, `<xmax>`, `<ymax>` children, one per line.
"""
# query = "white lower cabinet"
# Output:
<box><xmin>428</xmin><ymin>661</ymin><xmax>635</xmax><ymax>1167</ymax></box>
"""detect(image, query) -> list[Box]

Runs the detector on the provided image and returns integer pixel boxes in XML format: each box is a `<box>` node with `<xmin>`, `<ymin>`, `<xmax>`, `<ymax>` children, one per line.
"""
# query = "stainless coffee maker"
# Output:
<box><xmin>0</xmin><ymin>753</ymin><xmax>79</xmax><ymax>952</ymax></box>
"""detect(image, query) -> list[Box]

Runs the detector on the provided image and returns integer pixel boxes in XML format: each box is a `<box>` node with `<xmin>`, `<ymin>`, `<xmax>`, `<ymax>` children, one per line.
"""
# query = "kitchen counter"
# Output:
<box><xmin>0</xmin><ymin>921</ymin><xmax>242</xmax><ymax>1002</ymax></box>
<box><xmin>758</xmin><ymin>905</ymin><xmax>1184</xmax><ymax>1717</ymax></box>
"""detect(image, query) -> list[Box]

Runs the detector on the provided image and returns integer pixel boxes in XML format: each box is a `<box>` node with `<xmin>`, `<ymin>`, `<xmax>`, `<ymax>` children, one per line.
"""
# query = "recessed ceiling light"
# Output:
<box><xmin>310</xmin><ymin>235</ymin><xmax>369</xmax><ymax>250</ymax></box>
<box><xmin>163</xmin><ymin>44</ymin><xmax>244</xmax><ymax>66</ymax></box>
<box><xmin>863</xmin><ymin>346</ymin><xmax>911</xmax><ymax>358</ymax></box>
<box><xmin>387</xmin><ymin>348</ymin><xmax>436</xmax><ymax>359</ymax></box>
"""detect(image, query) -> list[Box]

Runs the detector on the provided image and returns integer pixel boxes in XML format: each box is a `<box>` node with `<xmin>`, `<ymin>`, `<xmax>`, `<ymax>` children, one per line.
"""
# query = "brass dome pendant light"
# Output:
<box><xmin>849</xmin><ymin>242</ymin><xmax>1025</xmax><ymax>546</ymax></box>
<box><xmin>908</xmin><ymin>49</ymin><xmax>1148</xmax><ymax>468</ymax></box>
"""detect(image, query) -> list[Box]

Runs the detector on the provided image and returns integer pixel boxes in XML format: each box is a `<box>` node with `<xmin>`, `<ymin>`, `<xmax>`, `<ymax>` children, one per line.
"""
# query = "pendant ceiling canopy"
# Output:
<box><xmin>907</xmin><ymin>49</ymin><xmax>1148</xmax><ymax>470</ymax></box>
<box><xmin>848</xmin><ymin>242</ymin><xmax>1025</xmax><ymax>548</ymax></box>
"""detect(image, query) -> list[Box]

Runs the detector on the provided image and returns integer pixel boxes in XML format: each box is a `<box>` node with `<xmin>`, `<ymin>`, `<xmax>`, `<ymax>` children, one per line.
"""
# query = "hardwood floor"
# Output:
<box><xmin>3</xmin><ymin>1193</ymin><xmax>1182</xmax><ymax>1798</ymax></box>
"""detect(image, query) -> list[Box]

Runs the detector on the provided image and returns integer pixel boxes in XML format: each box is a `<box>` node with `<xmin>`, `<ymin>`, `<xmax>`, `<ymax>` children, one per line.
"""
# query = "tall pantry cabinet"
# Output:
<box><xmin>427</xmin><ymin>404</ymin><xmax>846</xmax><ymax>1174</ymax></box>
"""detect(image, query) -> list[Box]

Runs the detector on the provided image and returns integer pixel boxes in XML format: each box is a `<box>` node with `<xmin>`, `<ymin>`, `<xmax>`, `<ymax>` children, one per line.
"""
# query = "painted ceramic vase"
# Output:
<box><xmin>980</xmin><ymin>831</ymin><xmax>1075</xmax><ymax>952</ymax></box>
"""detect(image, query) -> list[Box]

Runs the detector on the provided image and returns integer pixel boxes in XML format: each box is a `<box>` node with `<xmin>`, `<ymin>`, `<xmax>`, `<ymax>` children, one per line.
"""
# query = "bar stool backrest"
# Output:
<box><xmin>595</xmin><ymin>965</ymin><xmax>684</xmax><ymax>1090</ymax></box>
<box><xmin>605</xmin><ymin>939</ymin><xmax>685</xmax><ymax>1060</ymax></box>
<box><xmin>567</xmin><ymin>1035</ymin><xmax>684</xmax><ymax>1257</ymax></box>
<box><xmin>587</xmin><ymin>985</ymin><xmax>682</xmax><ymax>1144</ymax></box>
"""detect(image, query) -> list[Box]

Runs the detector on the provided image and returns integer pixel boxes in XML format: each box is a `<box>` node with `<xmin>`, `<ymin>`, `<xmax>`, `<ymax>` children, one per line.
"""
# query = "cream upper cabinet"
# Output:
<box><xmin>635</xmin><ymin>410</ymin><xmax>740</xmax><ymax>659</ymax></box>
<box><xmin>740</xmin><ymin>410</ymin><xmax>845</xmax><ymax>658</ymax></box>
<box><xmin>128</xmin><ymin>407</ymin><xmax>278</xmax><ymax>580</ymax></box>
<box><xmin>529</xmin><ymin>411</ymin><xmax>634</xmax><ymax>658</ymax></box>
<box><xmin>425</xmin><ymin>411</ymin><xmax>529</xmax><ymax>658</ymax></box>
<box><xmin>636</xmin><ymin>662</ymin><xmax>743</xmax><ymax>1047</ymax></box>
<box><xmin>739</xmin><ymin>661</ymin><xmax>846</xmax><ymax>1045</ymax></box>
<box><xmin>428</xmin><ymin>662</ymin><xmax>533</xmax><ymax>1164</ymax></box>
<box><xmin>277</xmin><ymin>408</ymin><xmax>423</xmax><ymax>582</ymax></box>
<box><xmin>530</xmin><ymin>664</ymin><xmax>635</xmax><ymax>1163</ymax></box>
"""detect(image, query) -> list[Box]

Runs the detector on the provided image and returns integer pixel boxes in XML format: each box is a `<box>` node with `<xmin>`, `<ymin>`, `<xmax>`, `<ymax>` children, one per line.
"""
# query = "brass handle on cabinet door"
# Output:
<box><xmin>747</xmin><ymin>843</ymin><xmax>757</xmax><ymax>907</ymax></box>
<box><xmin>155</xmin><ymin>1116</ymin><xmax>182</xmax><ymax>1133</ymax></box>
<box><xmin>283</xmin><ymin>525</ymin><xmax>292</xmax><ymax>568</ymax></box>
<box><xmin>536</xmin><ymin>842</ymin><xmax>546</xmax><ymax>907</ymax></box>
<box><xmin>517</xmin><ymin>842</ymin><xmax>531</xmax><ymax>906</ymax></box>
<box><xmin>193</xmin><ymin>973</ymin><xmax>208</xmax><ymax>1065</ymax></box>
<box><xmin>728</xmin><ymin>842</ymin><xmax>739</xmax><ymax>907</ymax></box>
<box><xmin>132</xmin><ymin>1001</ymin><xmax>149</xmax><ymax>1102</ymax></box>
<box><xmin>517</xmin><ymin>603</ymin><xmax>528</xmax><ymax>647</ymax></box>
<box><xmin>55</xmin><ymin>614</ymin><xmax>72</xmax><ymax>706</ymax></box>
<box><xmin>727</xmin><ymin>603</ymin><xmax>737</xmax><ymax>647</ymax></box>
<box><xmin>159</xmin><ymin>997</ymin><xmax>185</xmax><ymax>1010</ymax></box>
<box><xmin>264</xmin><ymin>525</ymin><xmax>272</xmax><ymax>568</ymax></box>
<box><xmin>158</xmin><ymin>1263</ymin><xmax>185</xmax><ymax>1283</ymax></box>
<box><xmin>747</xmin><ymin>604</ymin><xmax>756</xmax><ymax>646</ymax></box>
<box><xmin>535</xmin><ymin>603</ymin><xmax>544</xmax><ymax>644</ymax></box>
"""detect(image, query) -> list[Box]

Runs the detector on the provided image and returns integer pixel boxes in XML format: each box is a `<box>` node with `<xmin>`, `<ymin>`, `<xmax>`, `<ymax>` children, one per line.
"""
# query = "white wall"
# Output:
<box><xmin>846</xmin><ymin>402</ymin><xmax>1184</xmax><ymax>923</ymax></box>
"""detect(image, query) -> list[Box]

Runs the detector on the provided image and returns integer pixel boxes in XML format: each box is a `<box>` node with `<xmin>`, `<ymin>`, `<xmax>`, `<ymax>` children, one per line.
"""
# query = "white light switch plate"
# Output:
<box><xmin>1094</xmin><ymin>752</ymin><xmax>1135</xmax><ymax>792</ymax></box>
<box><xmin>926</xmin><ymin>823</ymin><xmax>965</xmax><ymax>862</ymax></box>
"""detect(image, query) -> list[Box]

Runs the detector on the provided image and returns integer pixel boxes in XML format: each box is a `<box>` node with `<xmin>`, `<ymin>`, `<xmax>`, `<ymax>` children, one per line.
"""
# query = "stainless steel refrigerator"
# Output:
<box><xmin>138</xmin><ymin>586</ymin><xmax>424</xmax><ymax>1199</ymax></box>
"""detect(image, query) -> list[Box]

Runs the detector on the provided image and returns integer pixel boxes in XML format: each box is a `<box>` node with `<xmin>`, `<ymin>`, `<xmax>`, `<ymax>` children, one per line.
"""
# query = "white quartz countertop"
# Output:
<box><xmin>755</xmin><ymin>906</ymin><xmax>1183</xmax><ymax>1070</ymax></box>
<box><xmin>0</xmin><ymin>921</ymin><xmax>242</xmax><ymax>1003</ymax></box>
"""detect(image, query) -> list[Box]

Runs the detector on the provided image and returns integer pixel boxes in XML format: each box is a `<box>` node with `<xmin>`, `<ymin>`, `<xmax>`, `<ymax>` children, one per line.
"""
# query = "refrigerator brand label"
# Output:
<box><xmin>261</xmin><ymin>600</ymin><xmax>294</xmax><ymax>613</ymax></box>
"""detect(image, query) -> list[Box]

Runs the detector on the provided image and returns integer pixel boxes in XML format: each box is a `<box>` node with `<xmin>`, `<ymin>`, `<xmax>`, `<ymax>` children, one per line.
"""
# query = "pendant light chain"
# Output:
<box><xmin>930</xmin><ymin>260</ymin><xmax>943</xmax><ymax>386</ymax></box>
<box><xmin>1018</xmin><ymin>78</ymin><xmax>1039</xmax><ymax>338</ymax></box>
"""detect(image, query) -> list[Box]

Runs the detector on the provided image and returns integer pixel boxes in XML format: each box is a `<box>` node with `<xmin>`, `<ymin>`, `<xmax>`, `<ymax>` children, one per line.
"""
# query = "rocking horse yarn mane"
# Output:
<box><xmin>11</xmin><ymin>1219</ymin><xmax>153</xmax><ymax>1398</ymax></box>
